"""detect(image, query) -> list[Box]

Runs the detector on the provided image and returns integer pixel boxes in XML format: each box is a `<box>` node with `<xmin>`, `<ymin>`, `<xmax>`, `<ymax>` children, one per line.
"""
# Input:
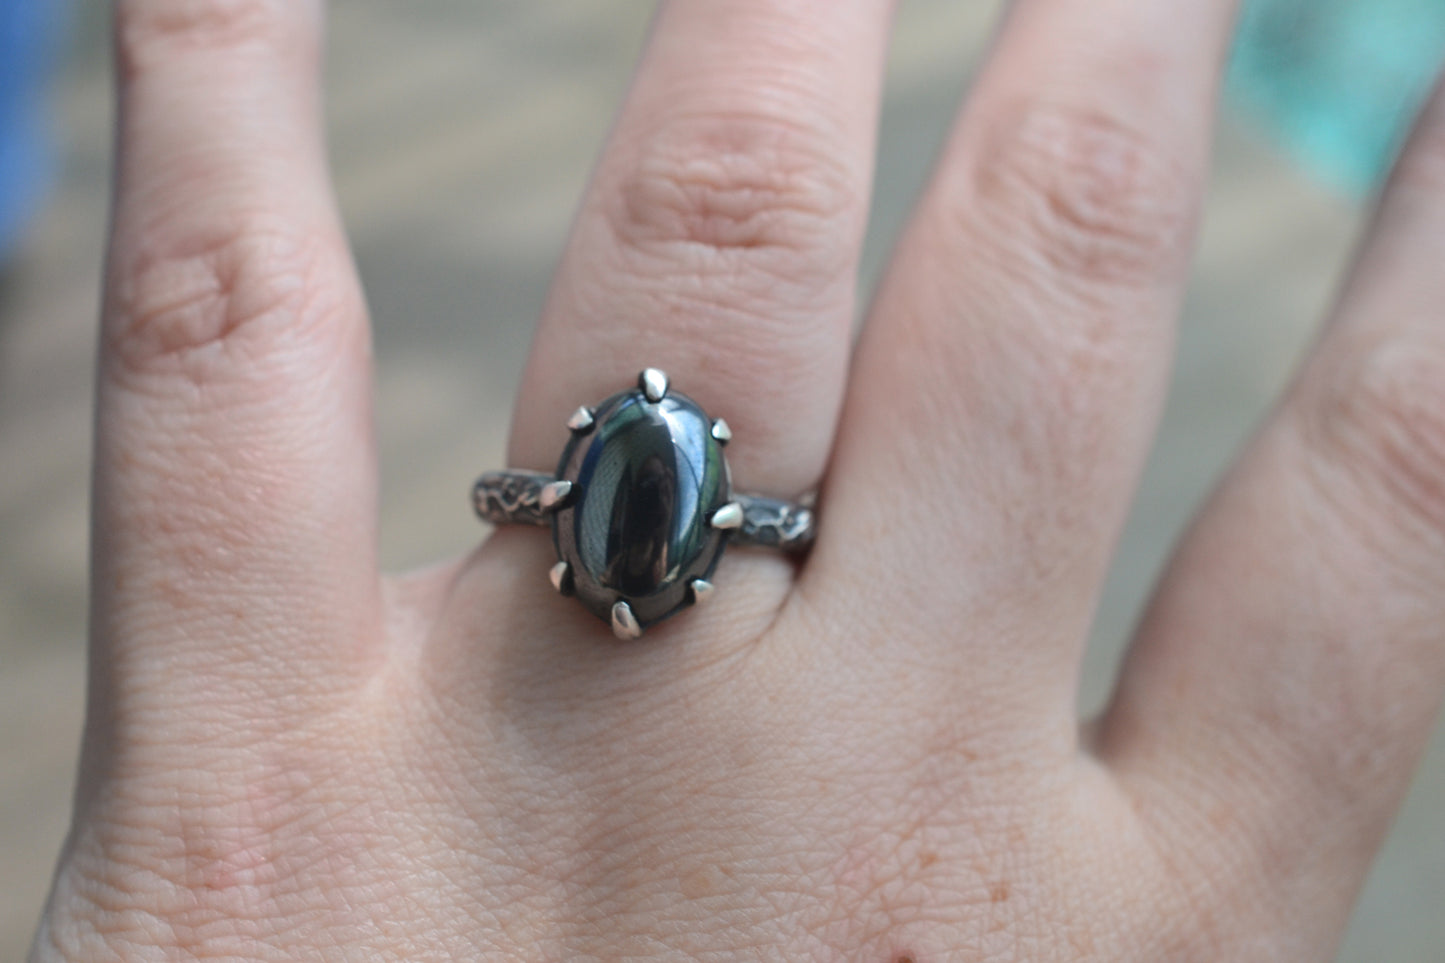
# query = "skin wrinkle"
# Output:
<box><xmin>962</xmin><ymin>99</ymin><xmax>1198</xmax><ymax>293</ymax></box>
<box><xmin>1300</xmin><ymin>330</ymin><xmax>1445</xmax><ymax>550</ymax></box>
<box><xmin>116</xmin><ymin>0</ymin><xmax>312</xmax><ymax>59</ymax></box>
<box><xmin>105</xmin><ymin>223</ymin><xmax>356</xmax><ymax>385</ymax></box>
<box><xmin>607</xmin><ymin>111</ymin><xmax>864</xmax><ymax>260</ymax></box>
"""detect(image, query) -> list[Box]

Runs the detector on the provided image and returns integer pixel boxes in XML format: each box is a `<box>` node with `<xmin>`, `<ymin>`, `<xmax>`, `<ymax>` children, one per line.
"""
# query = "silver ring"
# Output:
<box><xmin>473</xmin><ymin>368</ymin><xmax>815</xmax><ymax>639</ymax></box>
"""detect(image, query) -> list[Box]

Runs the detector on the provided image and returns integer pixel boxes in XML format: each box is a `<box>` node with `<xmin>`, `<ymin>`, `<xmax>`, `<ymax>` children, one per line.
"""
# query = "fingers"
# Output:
<box><xmin>95</xmin><ymin>1</ymin><xmax>378</xmax><ymax>717</ymax></box>
<box><xmin>808</xmin><ymin>0</ymin><xmax>1239</xmax><ymax>717</ymax></box>
<box><xmin>1097</xmin><ymin>80</ymin><xmax>1445</xmax><ymax>951</ymax></box>
<box><xmin>509</xmin><ymin>0</ymin><xmax>894</xmax><ymax>496</ymax></box>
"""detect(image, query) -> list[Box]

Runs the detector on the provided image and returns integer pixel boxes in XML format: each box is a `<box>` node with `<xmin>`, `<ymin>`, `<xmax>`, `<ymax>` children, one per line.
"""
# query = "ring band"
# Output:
<box><xmin>472</xmin><ymin>369</ymin><xmax>815</xmax><ymax>638</ymax></box>
<box><xmin>473</xmin><ymin>471</ymin><xmax>815</xmax><ymax>550</ymax></box>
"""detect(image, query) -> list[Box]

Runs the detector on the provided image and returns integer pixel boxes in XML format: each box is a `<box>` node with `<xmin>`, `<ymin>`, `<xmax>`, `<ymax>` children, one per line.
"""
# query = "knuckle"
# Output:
<box><xmin>605</xmin><ymin>111</ymin><xmax>863</xmax><ymax>282</ymax></box>
<box><xmin>966</xmin><ymin>99</ymin><xmax>1196</xmax><ymax>291</ymax></box>
<box><xmin>106</xmin><ymin>218</ymin><xmax>350</xmax><ymax>383</ymax></box>
<box><xmin>1304</xmin><ymin>332</ymin><xmax>1445</xmax><ymax>538</ymax></box>
<box><xmin>116</xmin><ymin>0</ymin><xmax>310</xmax><ymax>78</ymax></box>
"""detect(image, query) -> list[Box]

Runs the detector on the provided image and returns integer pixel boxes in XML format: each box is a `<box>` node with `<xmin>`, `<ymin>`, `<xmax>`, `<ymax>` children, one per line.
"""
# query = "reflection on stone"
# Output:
<box><xmin>553</xmin><ymin>388</ymin><xmax>729</xmax><ymax>630</ymax></box>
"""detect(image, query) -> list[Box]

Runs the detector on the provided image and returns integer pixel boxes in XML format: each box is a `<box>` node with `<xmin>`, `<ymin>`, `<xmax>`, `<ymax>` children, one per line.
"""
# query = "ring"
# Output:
<box><xmin>473</xmin><ymin>368</ymin><xmax>816</xmax><ymax>638</ymax></box>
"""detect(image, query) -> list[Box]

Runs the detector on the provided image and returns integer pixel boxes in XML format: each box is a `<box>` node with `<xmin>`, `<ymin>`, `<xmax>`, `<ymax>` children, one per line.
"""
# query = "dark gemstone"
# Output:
<box><xmin>552</xmin><ymin>388</ymin><xmax>730</xmax><ymax>629</ymax></box>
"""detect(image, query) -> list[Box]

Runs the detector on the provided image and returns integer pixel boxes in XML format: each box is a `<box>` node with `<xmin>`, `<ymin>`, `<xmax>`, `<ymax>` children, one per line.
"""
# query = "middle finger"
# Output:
<box><xmin>509</xmin><ymin>0</ymin><xmax>895</xmax><ymax>497</ymax></box>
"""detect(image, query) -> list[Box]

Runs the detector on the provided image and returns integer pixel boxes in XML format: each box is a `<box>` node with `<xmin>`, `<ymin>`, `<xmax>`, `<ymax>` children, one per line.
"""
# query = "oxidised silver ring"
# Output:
<box><xmin>473</xmin><ymin>368</ymin><xmax>815</xmax><ymax>638</ymax></box>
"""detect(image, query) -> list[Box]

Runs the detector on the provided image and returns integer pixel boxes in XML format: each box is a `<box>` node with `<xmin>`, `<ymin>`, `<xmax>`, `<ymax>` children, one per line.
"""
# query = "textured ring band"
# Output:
<box><xmin>474</xmin><ymin>471</ymin><xmax>815</xmax><ymax>551</ymax></box>
<box><xmin>472</xmin><ymin>369</ymin><xmax>815</xmax><ymax>638</ymax></box>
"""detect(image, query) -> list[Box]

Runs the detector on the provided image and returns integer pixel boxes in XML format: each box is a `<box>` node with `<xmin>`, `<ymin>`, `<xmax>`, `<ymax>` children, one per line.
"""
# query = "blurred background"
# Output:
<box><xmin>1</xmin><ymin>1</ymin><xmax>1443</xmax><ymax>958</ymax></box>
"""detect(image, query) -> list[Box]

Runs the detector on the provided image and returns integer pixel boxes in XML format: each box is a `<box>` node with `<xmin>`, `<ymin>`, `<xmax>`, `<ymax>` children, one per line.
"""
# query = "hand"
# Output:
<box><xmin>32</xmin><ymin>0</ymin><xmax>1445</xmax><ymax>959</ymax></box>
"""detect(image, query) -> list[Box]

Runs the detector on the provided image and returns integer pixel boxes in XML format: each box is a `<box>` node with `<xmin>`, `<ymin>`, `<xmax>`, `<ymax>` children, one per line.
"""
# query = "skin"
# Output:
<box><xmin>28</xmin><ymin>0</ymin><xmax>1445</xmax><ymax>959</ymax></box>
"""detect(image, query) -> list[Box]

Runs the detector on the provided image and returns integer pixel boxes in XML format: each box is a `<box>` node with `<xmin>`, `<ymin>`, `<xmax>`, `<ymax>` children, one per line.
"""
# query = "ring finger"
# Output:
<box><xmin>810</xmin><ymin>0</ymin><xmax>1240</xmax><ymax>725</ymax></box>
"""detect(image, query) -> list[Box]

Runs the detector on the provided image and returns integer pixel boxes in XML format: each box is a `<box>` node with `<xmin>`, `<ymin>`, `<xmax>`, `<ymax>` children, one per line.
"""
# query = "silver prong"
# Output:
<box><xmin>549</xmin><ymin>561</ymin><xmax>574</xmax><ymax>595</ymax></box>
<box><xmin>567</xmin><ymin>406</ymin><xmax>596</xmax><ymax>433</ymax></box>
<box><xmin>639</xmin><ymin>368</ymin><xmax>669</xmax><ymax>403</ymax></box>
<box><xmin>611</xmin><ymin>600</ymin><xmax>643</xmax><ymax>640</ymax></box>
<box><xmin>710</xmin><ymin>418</ymin><xmax>732</xmax><ymax>445</ymax></box>
<box><xmin>710</xmin><ymin>502</ymin><xmax>744</xmax><ymax>530</ymax></box>
<box><xmin>689</xmin><ymin>579</ymin><xmax>715</xmax><ymax>606</ymax></box>
<box><xmin>539</xmin><ymin>479</ymin><xmax>574</xmax><ymax>511</ymax></box>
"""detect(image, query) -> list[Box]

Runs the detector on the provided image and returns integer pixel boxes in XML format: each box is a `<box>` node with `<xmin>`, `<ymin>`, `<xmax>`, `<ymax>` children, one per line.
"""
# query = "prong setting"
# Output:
<box><xmin>539</xmin><ymin>479</ymin><xmax>575</xmax><ymax>511</ymax></box>
<box><xmin>710</xmin><ymin>501</ymin><xmax>744</xmax><ymax>531</ymax></box>
<box><xmin>490</xmin><ymin>371</ymin><xmax>760</xmax><ymax>635</ymax></box>
<box><xmin>567</xmin><ymin>406</ymin><xmax>596</xmax><ymax>433</ymax></box>
<box><xmin>689</xmin><ymin>579</ymin><xmax>715</xmax><ymax>606</ymax></box>
<box><xmin>611</xmin><ymin>600</ymin><xmax>643</xmax><ymax>640</ymax></box>
<box><xmin>550</xmin><ymin>561</ymin><xmax>575</xmax><ymax>595</ymax></box>
<box><xmin>639</xmin><ymin>368</ymin><xmax>669</xmax><ymax>403</ymax></box>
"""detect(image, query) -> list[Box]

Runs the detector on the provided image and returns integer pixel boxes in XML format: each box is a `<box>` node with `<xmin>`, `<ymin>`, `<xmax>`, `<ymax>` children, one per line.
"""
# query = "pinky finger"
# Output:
<box><xmin>1098</xmin><ymin>79</ymin><xmax>1445</xmax><ymax>955</ymax></box>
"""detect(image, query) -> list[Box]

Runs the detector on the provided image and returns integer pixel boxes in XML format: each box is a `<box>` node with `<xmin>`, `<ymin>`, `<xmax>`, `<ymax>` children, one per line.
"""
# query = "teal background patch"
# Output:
<box><xmin>1228</xmin><ymin>0</ymin><xmax>1445</xmax><ymax>193</ymax></box>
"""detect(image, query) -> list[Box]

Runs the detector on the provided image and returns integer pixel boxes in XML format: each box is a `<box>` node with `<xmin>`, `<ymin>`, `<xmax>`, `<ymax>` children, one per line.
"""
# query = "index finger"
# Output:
<box><xmin>94</xmin><ymin>0</ymin><xmax>379</xmax><ymax>729</ymax></box>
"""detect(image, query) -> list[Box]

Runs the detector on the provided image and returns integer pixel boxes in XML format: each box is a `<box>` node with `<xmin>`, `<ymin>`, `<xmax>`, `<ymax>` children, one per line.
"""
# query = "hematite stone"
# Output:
<box><xmin>551</xmin><ymin>387</ymin><xmax>731</xmax><ymax>630</ymax></box>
